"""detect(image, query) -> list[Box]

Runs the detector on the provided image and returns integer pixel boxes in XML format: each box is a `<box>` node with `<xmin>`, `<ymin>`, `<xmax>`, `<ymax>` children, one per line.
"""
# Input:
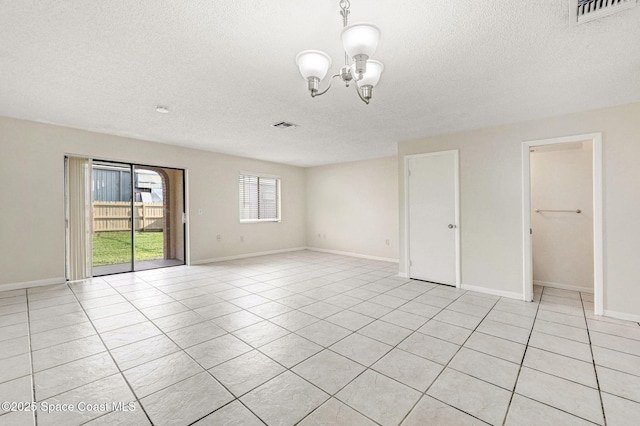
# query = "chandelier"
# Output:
<box><xmin>295</xmin><ymin>0</ymin><xmax>383</xmax><ymax>105</ymax></box>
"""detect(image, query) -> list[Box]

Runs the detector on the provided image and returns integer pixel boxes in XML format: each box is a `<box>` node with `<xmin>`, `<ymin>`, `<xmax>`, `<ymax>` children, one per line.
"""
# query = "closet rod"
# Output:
<box><xmin>534</xmin><ymin>209</ymin><xmax>581</xmax><ymax>214</ymax></box>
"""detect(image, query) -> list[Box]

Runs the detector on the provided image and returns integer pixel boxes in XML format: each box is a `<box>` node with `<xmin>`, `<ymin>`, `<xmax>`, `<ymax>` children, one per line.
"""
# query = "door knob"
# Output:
<box><xmin>448</xmin><ymin>224</ymin><xmax>456</xmax><ymax>229</ymax></box>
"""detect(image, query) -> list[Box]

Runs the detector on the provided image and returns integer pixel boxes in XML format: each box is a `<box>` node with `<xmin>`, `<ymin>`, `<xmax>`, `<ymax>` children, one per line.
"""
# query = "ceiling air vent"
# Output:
<box><xmin>271</xmin><ymin>121</ymin><xmax>298</xmax><ymax>128</ymax></box>
<box><xmin>576</xmin><ymin>0</ymin><xmax>637</xmax><ymax>24</ymax></box>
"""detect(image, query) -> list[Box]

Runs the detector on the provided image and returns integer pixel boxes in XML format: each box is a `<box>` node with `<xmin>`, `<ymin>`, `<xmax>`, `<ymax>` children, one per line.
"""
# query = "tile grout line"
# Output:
<box><xmin>229</xmin><ymin>277</ymin><xmax>496</xmax><ymax>425</ymax></box>
<box><xmin>283</xmin><ymin>286</ymin><xmax>442</xmax><ymax>425</ymax></box>
<box><xmin>501</xmin><ymin>289</ymin><xmax>607</xmax><ymax>425</ymax></box>
<box><xmin>261</xmin><ymin>294</ymin><xmax>417</xmax><ymax>423</ymax></box>
<box><xmin>500</xmin><ymin>286</ymin><xmax>543</xmax><ymax>426</ymax></box>
<box><xmin>184</xmin><ymin>400</ymin><xmax>269</xmax><ymax>426</ymax></box>
<box><xmin>0</xmin><ymin>296</ymin><xmax>32</xmax><ymax>420</ymax></box>
<box><xmin>581</xmin><ymin>291</ymin><xmax>607</xmax><ymax>426</ymax></box>
<box><xmin>104</xmin><ymin>271</ymin><xmax>280</xmax><ymax>426</ymax></box>
<box><xmin>214</xmin><ymin>258</ymin><xmax>408</xmax><ymax>424</ymax></box>
<box><xmin>102</xmin><ymin>276</ymin><xmax>252</xmax><ymax>423</ymax></box>
<box><xmin>25</xmin><ymin>288</ymin><xmax>38</xmax><ymax>426</ymax></box>
<box><xmin>94</xmin><ymin>257</ymin><xmax>381</xmax><ymax>425</ymax></box>
<box><xmin>249</xmin><ymin>271</ymin><xmax>426</xmax><ymax>425</ymax></box>
<box><xmin>396</xmin><ymin>284</ymin><xmax>501</xmax><ymax>426</ymax></box>
<box><xmin>4</xmin><ymin>258</ymin><xmax>389</xmax><ymax>426</ymax></box>
<box><xmin>223</xmin><ymin>265</ymin><xmax>430</xmax><ymax>425</ymax></box>
<box><xmin>11</xmin><ymin>254</ymin><xmax>632</xmax><ymax>425</ymax></box>
<box><xmin>64</xmin><ymin>281</ymin><xmax>155</xmax><ymax>426</ymax></box>
<box><xmin>119</xmin><ymin>255</ymin><xmax>364</xmax><ymax>327</ymax></box>
<box><xmin>283</xmin><ymin>280</ymin><xmax>442</xmax><ymax>426</ymax></box>
<box><xmin>21</xmin><ymin>263</ymin><xmax>416</xmax><ymax>341</ymax></box>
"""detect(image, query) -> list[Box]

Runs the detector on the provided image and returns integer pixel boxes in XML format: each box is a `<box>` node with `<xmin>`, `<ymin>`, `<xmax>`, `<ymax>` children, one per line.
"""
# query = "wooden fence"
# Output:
<box><xmin>93</xmin><ymin>201</ymin><xmax>164</xmax><ymax>232</ymax></box>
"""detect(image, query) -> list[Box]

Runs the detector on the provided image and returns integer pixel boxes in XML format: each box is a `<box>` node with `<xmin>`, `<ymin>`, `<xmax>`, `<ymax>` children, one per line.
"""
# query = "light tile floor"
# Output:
<box><xmin>1</xmin><ymin>251</ymin><xmax>640</xmax><ymax>425</ymax></box>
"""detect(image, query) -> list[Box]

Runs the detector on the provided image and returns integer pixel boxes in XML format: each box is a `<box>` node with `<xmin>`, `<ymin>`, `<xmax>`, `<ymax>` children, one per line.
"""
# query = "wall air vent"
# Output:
<box><xmin>271</xmin><ymin>121</ymin><xmax>298</xmax><ymax>128</ymax></box>
<box><xmin>576</xmin><ymin>0</ymin><xmax>637</xmax><ymax>24</ymax></box>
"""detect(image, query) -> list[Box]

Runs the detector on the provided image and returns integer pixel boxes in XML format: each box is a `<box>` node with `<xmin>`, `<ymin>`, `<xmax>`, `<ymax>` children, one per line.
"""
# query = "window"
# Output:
<box><xmin>239</xmin><ymin>173</ymin><xmax>281</xmax><ymax>222</ymax></box>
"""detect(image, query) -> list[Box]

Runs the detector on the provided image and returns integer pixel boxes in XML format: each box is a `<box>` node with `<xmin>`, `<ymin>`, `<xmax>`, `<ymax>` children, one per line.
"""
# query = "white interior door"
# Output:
<box><xmin>408</xmin><ymin>151</ymin><xmax>459</xmax><ymax>285</ymax></box>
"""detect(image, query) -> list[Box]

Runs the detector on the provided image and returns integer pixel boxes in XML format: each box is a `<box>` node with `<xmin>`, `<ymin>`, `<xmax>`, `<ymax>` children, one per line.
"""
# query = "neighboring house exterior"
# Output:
<box><xmin>92</xmin><ymin>165</ymin><xmax>163</xmax><ymax>203</ymax></box>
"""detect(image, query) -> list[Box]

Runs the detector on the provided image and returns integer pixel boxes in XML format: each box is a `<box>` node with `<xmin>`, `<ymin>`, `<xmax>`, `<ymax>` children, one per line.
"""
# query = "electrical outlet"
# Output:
<box><xmin>317</xmin><ymin>233</ymin><xmax>321</xmax><ymax>238</ymax></box>
<box><xmin>198</xmin><ymin>208</ymin><xmax>203</xmax><ymax>215</ymax></box>
<box><xmin>240</xmin><ymin>235</ymin><xmax>244</xmax><ymax>242</ymax></box>
<box><xmin>216</xmin><ymin>234</ymin><xmax>221</xmax><ymax>241</ymax></box>
<box><xmin>385</xmin><ymin>239</ymin><xmax>390</xmax><ymax>246</ymax></box>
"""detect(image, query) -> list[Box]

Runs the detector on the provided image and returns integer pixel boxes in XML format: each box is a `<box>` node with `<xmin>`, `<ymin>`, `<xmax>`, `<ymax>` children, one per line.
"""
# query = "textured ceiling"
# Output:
<box><xmin>0</xmin><ymin>1</ymin><xmax>639</xmax><ymax>167</ymax></box>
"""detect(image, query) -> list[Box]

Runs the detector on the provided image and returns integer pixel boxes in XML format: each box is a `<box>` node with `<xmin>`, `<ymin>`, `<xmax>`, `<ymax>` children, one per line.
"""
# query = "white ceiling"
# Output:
<box><xmin>1</xmin><ymin>1</ymin><xmax>639</xmax><ymax>167</ymax></box>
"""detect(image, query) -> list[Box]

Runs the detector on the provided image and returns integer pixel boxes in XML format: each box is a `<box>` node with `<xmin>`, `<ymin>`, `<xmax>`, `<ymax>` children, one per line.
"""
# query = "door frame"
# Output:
<box><xmin>521</xmin><ymin>133</ymin><xmax>603</xmax><ymax>314</ymax></box>
<box><xmin>404</xmin><ymin>150</ymin><xmax>461</xmax><ymax>288</ymax></box>
<box><xmin>66</xmin><ymin>156</ymin><xmax>188</xmax><ymax>278</ymax></box>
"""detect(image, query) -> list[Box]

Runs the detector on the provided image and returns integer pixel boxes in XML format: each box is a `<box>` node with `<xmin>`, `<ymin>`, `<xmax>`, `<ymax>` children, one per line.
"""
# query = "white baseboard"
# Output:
<box><xmin>534</xmin><ymin>280</ymin><xmax>593</xmax><ymax>294</ymax></box>
<box><xmin>192</xmin><ymin>247</ymin><xmax>399</xmax><ymax>266</ymax></box>
<box><xmin>190</xmin><ymin>247</ymin><xmax>307</xmax><ymax>265</ymax></box>
<box><xmin>461</xmin><ymin>283</ymin><xmax>523</xmax><ymax>301</ymax></box>
<box><xmin>305</xmin><ymin>247</ymin><xmax>399</xmax><ymax>263</ymax></box>
<box><xmin>603</xmin><ymin>309</ymin><xmax>640</xmax><ymax>323</ymax></box>
<box><xmin>0</xmin><ymin>277</ymin><xmax>66</xmax><ymax>292</ymax></box>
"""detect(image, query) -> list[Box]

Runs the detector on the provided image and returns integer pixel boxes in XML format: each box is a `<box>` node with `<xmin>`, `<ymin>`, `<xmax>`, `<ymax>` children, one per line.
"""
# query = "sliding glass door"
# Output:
<box><xmin>92</xmin><ymin>161</ymin><xmax>134</xmax><ymax>275</ymax></box>
<box><xmin>90</xmin><ymin>161</ymin><xmax>185</xmax><ymax>276</ymax></box>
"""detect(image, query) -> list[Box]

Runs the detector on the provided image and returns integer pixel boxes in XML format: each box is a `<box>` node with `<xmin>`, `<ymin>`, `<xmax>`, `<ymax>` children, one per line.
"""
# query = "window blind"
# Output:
<box><xmin>239</xmin><ymin>174</ymin><xmax>280</xmax><ymax>221</ymax></box>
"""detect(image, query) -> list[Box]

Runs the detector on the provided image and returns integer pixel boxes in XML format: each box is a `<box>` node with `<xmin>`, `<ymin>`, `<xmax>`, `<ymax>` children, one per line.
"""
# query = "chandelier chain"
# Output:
<box><xmin>339</xmin><ymin>0</ymin><xmax>351</xmax><ymax>66</ymax></box>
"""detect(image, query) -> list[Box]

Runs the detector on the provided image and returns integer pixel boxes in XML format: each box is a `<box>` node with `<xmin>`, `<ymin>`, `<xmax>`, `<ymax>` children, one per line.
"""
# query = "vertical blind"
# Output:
<box><xmin>66</xmin><ymin>156</ymin><xmax>93</xmax><ymax>280</ymax></box>
<box><xmin>239</xmin><ymin>174</ymin><xmax>280</xmax><ymax>221</ymax></box>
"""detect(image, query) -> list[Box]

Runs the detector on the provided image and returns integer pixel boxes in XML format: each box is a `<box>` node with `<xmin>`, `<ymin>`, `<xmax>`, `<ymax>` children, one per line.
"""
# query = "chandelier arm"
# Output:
<box><xmin>354</xmin><ymin>83</ymin><xmax>370</xmax><ymax>105</ymax></box>
<box><xmin>311</xmin><ymin>73</ymin><xmax>341</xmax><ymax>98</ymax></box>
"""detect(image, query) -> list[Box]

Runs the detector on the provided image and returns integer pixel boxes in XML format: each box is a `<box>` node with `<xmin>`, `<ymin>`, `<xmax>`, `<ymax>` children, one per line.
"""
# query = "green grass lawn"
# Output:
<box><xmin>92</xmin><ymin>231</ymin><xmax>164</xmax><ymax>266</ymax></box>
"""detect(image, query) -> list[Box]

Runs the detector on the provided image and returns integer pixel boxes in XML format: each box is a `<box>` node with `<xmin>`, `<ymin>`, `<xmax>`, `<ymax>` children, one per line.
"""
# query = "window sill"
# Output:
<box><xmin>240</xmin><ymin>219</ymin><xmax>281</xmax><ymax>224</ymax></box>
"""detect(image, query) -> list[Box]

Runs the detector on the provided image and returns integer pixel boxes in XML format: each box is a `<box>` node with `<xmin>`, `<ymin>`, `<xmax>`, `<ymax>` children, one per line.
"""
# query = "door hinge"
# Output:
<box><xmin>530</xmin><ymin>228</ymin><xmax>532</xmax><ymax>235</ymax></box>
<box><xmin>408</xmin><ymin>169</ymin><xmax>411</xmax><ymax>177</ymax></box>
<box><xmin>409</xmin><ymin>260</ymin><xmax>412</xmax><ymax>266</ymax></box>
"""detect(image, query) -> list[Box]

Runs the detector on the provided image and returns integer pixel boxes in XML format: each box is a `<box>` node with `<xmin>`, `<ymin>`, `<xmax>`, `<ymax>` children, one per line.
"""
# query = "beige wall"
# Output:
<box><xmin>0</xmin><ymin>116</ymin><xmax>306</xmax><ymax>288</ymax></box>
<box><xmin>3</xmin><ymin>102</ymin><xmax>639</xmax><ymax>320</ymax></box>
<box><xmin>531</xmin><ymin>142</ymin><xmax>594</xmax><ymax>292</ymax></box>
<box><xmin>398</xmin><ymin>102</ymin><xmax>640</xmax><ymax>319</ymax></box>
<box><xmin>306</xmin><ymin>157</ymin><xmax>399</xmax><ymax>261</ymax></box>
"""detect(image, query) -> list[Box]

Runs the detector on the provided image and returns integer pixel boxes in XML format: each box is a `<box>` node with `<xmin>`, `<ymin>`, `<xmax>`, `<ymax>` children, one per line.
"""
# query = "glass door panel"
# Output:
<box><xmin>92</xmin><ymin>162</ymin><xmax>133</xmax><ymax>275</ymax></box>
<box><xmin>133</xmin><ymin>165</ymin><xmax>185</xmax><ymax>271</ymax></box>
<box><xmin>90</xmin><ymin>161</ymin><xmax>185</xmax><ymax>276</ymax></box>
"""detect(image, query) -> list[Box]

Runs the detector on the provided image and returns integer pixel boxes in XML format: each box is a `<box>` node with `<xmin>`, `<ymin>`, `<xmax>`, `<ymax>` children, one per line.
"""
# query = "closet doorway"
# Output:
<box><xmin>522</xmin><ymin>133</ymin><xmax>603</xmax><ymax>314</ymax></box>
<box><xmin>91</xmin><ymin>161</ymin><xmax>185</xmax><ymax>276</ymax></box>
